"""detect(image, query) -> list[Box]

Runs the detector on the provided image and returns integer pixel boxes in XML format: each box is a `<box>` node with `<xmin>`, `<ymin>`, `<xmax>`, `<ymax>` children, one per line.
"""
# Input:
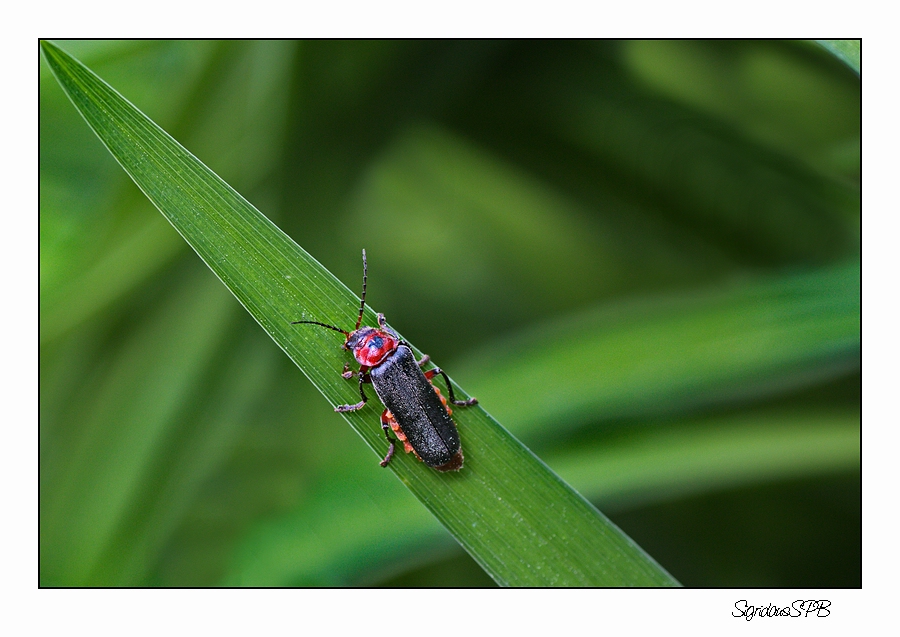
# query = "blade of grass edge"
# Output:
<box><xmin>40</xmin><ymin>41</ymin><xmax>678</xmax><ymax>586</ymax></box>
<box><xmin>224</xmin><ymin>408</ymin><xmax>858</xmax><ymax>585</ymax></box>
<box><xmin>815</xmin><ymin>40</ymin><xmax>861</xmax><ymax>75</ymax></box>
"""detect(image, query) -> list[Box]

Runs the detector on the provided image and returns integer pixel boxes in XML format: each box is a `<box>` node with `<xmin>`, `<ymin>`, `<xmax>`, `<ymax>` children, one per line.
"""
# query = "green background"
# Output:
<box><xmin>40</xmin><ymin>40</ymin><xmax>860</xmax><ymax>587</ymax></box>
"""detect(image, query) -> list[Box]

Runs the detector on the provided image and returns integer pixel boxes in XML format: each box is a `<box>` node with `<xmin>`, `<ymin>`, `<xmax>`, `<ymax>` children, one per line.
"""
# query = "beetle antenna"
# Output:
<box><xmin>354</xmin><ymin>248</ymin><xmax>368</xmax><ymax>331</ymax></box>
<box><xmin>291</xmin><ymin>320</ymin><xmax>349</xmax><ymax>336</ymax></box>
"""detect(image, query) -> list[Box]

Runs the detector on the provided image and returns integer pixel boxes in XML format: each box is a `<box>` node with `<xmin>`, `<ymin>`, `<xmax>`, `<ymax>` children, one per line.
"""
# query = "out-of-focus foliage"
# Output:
<box><xmin>40</xmin><ymin>40</ymin><xmax>860</xmax><ymax>587</ymax></box>
<box><xmin>41</xmin><ymin>40</ymin><xmax>676</xmax><ymax>588</ymax></box>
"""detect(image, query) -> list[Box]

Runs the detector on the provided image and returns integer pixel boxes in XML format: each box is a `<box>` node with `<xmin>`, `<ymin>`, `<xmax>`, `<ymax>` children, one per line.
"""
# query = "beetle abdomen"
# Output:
<box><xmin>370</xmin><ymin>345</ymin><xmax>462</xmax><ymax>468</ymax></box>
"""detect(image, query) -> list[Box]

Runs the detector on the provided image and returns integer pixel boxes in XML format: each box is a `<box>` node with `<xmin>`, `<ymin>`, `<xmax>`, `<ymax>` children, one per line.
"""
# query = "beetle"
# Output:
<box><xmin>292</xmin><ymin>249</ymin><xmax>477</xmax><ymax>471</ymax></box>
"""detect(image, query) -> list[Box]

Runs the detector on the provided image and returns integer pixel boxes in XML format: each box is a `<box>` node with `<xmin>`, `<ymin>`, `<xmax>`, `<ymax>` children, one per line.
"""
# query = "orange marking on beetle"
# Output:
<box><xmin>385</xmin><ymin>410</ymin><xmax>418</xmax><ymax>457</ymax></box>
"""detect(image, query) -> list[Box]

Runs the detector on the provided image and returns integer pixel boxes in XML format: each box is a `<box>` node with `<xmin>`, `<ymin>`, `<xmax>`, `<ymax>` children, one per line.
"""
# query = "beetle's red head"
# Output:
<box><xmin>344</xmin><ymin>326</ymin><xmax>398</xmax><ymax>367</ymax></box>
<box><xmin>292</xmin><ymin>249</ymin><xmax>400</xmax><ymax>367</ymax></box>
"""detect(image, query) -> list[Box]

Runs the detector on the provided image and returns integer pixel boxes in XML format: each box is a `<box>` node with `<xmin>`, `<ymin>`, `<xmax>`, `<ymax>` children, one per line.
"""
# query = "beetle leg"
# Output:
<box><xmin>379</xmin><ymin>410</ymin><xmax>398</xmax><ymax>467</ymax></box>
<box><xmin>342</xmin><ymin>363</ymin><xmax>372</xmax><ymax>381</ymax></box>
<box><xmin>425</xmin><ymin>367</ymin><xmax>478</xmax><ymax>406</ymax></box>
<box><xmin>416</xmin><ymin>354</ymin><xmax>430</xmax><ymax>367</ymax></box>
<box><xmin>335</xmin><ymin>399</ymin><xmax>365</xmax><ymax>412</ymax></box>
<box><xmin>335</xmin><ymin>369</ymin><xmax>371</xmax><ymax>412</ymax></box>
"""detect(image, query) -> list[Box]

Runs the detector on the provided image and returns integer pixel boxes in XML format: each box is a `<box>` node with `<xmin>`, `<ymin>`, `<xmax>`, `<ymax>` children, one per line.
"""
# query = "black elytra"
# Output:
<box><xmin>370</xmin><ymin>344</ymin><xmax>462</xmax><ymax>469</ymax></box>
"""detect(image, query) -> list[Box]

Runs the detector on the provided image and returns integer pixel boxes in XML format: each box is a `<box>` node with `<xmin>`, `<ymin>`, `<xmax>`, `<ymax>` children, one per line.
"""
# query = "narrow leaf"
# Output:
<box><xmin>41</xmin><ymin>40</ymin><xmax>677</xmax><ymax>586</ymax></box>
<box><xmin>816</xmin><ymin>40</ymin><xmax>861</xmax><ymax>75</ymax></box>
<box><xmin>464</xmin><ymin>261</ymin><xmax>860</xmax><ymax>440</ymax></box>
<box><xmin>225</xmin><ymin>408</ymin><xmax>858</xmax><ymax>585</ymax></box>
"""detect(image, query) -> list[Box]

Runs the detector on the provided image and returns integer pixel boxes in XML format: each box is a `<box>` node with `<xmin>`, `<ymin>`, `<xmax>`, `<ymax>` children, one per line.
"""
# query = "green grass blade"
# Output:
<box><xmin>816</xmin><ymin>40</ymin><xmax>861</xmax><ymax>75</ymax></box>
<box><xmin>224</xmin><ymin>407</ymin><xmax>858</xmax><ymax>585</ymax></box>
<box><xmin>41</xmin><ymin>40</ymin><xmax>678</xmax><ymax>586</ymax></box>
<box><xmin>463</xmin><ymin>262</ymin><xmax>860</xmax><ymax>440</ymax></box>
<box><xmin>220</xmin><ymin>258</ymin><xmax>859</xmax><ymax>585</ymax></box>
<box><xmin>551</xmin><ymin>410</ymin><xmax>860</xmax><ymax>509</ymax></box>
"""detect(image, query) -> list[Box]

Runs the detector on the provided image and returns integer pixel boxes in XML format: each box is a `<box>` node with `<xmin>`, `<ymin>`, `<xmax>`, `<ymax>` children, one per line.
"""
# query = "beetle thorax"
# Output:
<box><xmin>345</xmin><ymin>326</ymin><xmax>398</xmax><ymax>367</ymax></box>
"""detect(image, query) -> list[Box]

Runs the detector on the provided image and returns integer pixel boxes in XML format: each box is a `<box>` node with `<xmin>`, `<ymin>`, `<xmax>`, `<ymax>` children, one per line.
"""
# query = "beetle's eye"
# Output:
<box><xmin>370</xmin><ymin>336</ymin><xmax>383</xmax><ymax>349</ymax></box>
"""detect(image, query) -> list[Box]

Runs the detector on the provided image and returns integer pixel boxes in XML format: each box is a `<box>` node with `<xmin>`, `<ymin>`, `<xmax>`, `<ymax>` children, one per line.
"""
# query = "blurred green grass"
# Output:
<box><xmin>40</xmin><ymin>40</ymin><xmax>860</xmax><ymax>587</ymax></box>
